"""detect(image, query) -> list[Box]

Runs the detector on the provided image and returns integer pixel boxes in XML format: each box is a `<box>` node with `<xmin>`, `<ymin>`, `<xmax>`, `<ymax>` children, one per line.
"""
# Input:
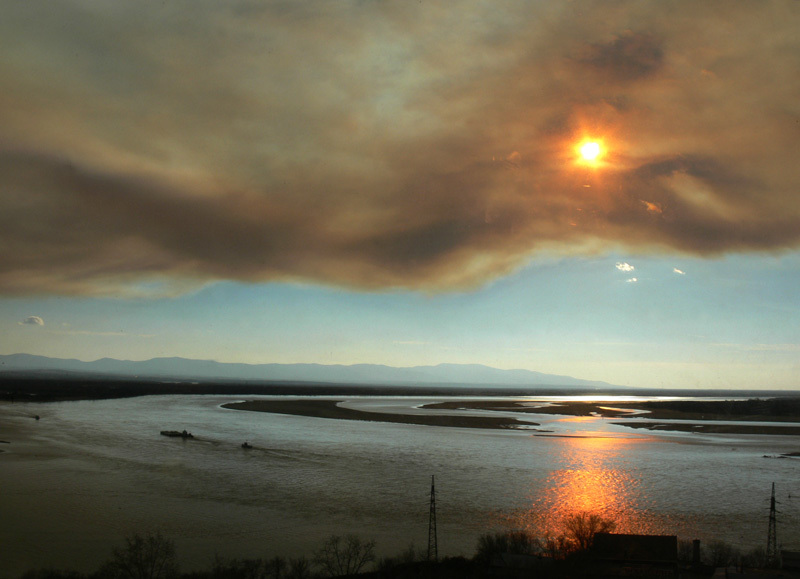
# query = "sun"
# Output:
<box><xmin>579</xmin><ymin>141</ymin><xmax>602</xmax><ymax>162</ymax></box>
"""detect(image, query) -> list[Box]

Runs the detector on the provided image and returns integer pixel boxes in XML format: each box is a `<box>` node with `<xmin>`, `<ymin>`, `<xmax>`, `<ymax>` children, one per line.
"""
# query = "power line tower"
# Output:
<box><xmin>767</xmin><ymin>482</ymin><xmax>778</xmax><ymax>566</ymax></box>
<box><xmin>428</xmin><ymin>475</ymin><xmax>438</xmax><ymax>562</ymax></box>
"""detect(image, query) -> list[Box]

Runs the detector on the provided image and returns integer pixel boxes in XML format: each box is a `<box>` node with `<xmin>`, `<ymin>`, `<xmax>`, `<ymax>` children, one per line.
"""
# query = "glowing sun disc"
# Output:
<box><xmin>580</xmin><ymin>141</ymin><xmax>602</xmax><ymax>161</ymax></box>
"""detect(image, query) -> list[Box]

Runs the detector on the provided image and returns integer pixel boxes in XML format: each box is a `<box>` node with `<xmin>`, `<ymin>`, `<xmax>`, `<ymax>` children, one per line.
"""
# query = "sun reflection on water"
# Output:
<box><xmin>502</xmin><ymin>435</ymin><xmax>668</xmax><ymax>537</ymax></box>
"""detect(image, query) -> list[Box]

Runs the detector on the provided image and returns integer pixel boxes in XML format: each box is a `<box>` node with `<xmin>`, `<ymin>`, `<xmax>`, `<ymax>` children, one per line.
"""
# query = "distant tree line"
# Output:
<box><xmin>19</xmin><ymin>531</ymin><xmax>373</xmax><ymax>579</ymax></box>
<box><xmin>0</xmin><ymin>376</ymin><xmax>579</xmax><ymax>403</ymax></box>
<box><xmin>638</xmin><ymin>397</ymin><xmax>800</xmax><ymax>420</ymax></box>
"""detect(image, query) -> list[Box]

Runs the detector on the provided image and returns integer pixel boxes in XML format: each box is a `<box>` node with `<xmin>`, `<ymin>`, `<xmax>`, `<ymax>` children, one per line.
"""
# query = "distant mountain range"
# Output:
<box><xmin>0</xmin><ymin>353</ymin><xmax>615</xmax><ymax>389</ymax></box>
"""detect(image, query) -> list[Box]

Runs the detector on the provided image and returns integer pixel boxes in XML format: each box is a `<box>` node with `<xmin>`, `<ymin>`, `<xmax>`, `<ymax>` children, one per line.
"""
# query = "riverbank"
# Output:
<box><xmin>222</xmin><ymin>399</ymin><xmax>533</xmax><ymax>429</ymax></box>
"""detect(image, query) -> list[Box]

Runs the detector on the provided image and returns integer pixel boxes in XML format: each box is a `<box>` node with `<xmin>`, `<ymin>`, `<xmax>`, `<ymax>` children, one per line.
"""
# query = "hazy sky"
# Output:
<box><xmin>2</xmin><ymin>1</ymin><xmax>800</xmax><ymax>389</ymax></box>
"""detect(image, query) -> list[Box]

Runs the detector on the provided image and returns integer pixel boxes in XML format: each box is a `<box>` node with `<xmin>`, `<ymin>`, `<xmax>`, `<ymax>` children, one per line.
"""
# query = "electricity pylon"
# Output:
<box><xmin>767</xmin><ymin>482</ymin><xmax>778</xmax><ymax>566</ymax></box>
<box><xmin>428</xmin><ymin>475</ymin><xmax>438</xmax><ymax>562</ymax></box>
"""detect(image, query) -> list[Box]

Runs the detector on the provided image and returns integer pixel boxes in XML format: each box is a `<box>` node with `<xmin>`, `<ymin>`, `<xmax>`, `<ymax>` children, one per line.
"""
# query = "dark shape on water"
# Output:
<box><xmin>34</xmin><ymin>415</ymin><xmax>39</xmax><ymax>420</ymax></box>
<box><xmin>241</xmin><ymin>441</ymin><xmax>252</xmax><ymax>449</ymax></box>
<box><xmin>160</xmin><ymin>429</ymin><xmax>193</xmax><ymax>438</ymax></box>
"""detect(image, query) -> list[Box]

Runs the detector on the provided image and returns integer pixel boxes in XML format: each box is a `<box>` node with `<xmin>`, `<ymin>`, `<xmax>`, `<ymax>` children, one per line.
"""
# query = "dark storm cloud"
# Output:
<box><xmin>1</xmin><ymin>0</ymin><xmax>799</xmax><ymax>295</ymax></box>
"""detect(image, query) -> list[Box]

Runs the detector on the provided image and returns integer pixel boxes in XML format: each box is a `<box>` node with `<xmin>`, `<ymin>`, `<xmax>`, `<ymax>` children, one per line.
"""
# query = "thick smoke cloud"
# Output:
<box><xmin>1</xmin><ymin>1</ymin><xmax>799</xmax><ymax>295</ymax></box>
<box><xmin>578</xmin><ymin>32</ymin><xmax>664</xmax><ymax>81</ymax></box>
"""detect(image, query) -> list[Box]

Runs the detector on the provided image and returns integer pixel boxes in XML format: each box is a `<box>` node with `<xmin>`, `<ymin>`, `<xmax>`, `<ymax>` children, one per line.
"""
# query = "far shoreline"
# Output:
<box><xmin>3</xmin><ymin>374</ymin><xmax>800</xmax><ymax>403</ymax></box>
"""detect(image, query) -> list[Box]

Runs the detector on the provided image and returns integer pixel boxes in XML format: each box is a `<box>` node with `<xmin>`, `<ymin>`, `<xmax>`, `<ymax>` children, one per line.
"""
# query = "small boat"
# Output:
<box><xmin>160</xmin><ymin>430</ymin><xmax>193</xmax><ymax>438</ymax></box>
<box><xmin>241</xmin><ymin>442</ymin><xmax>253</xmax><ymax>449</ymax></box>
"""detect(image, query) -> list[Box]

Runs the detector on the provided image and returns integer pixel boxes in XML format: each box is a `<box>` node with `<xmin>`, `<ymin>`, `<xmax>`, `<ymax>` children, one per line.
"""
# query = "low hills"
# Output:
<box><xmin>0</xmin><ymin>353</ymin><xmax>613</xmax><ymax>389</ymax></box>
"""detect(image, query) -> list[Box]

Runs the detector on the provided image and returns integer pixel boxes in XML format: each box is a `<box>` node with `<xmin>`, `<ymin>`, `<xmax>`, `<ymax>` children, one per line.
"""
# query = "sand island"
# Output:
<box><xmin>223</xmin><ymin>397</ymin><xmax>800</xmax><ymax>436</ymax></box>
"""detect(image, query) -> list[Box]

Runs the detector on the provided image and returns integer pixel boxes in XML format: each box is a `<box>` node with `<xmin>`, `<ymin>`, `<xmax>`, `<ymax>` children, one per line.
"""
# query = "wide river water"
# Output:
<box><xmin>1</xmin><ymin>394</ymin><xmax>799</xmax><ymax>576</ymax></box>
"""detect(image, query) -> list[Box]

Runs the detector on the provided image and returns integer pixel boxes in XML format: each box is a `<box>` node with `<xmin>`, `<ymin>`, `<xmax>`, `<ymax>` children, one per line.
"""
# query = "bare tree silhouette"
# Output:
<box><xmin>563</xmin><ymin>512</ymin><xmax>615</xmax><ymax>552</ymax></box>
<box><xmin>313</xmin><ymin>534</ymin><xmax>376</xmax><ymax>577</ymax></box>
<box><xmin>103</xmin><ymin>532</ymin><xmax>178</xmax><ymax>579</ymax></box>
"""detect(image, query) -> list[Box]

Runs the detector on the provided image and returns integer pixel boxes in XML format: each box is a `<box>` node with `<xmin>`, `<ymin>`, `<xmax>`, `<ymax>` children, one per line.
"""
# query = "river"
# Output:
<box><xmin>1</xmin><ymin>395</ymin><xmax>798</xmax><ymax>576</ymax></box>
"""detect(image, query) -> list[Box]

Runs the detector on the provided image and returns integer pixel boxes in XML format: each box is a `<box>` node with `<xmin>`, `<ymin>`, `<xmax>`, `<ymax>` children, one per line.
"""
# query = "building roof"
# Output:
<box><xmin>592</xmin><ymin>533</ymin><xmax>678</xmax><ymax>564</ymax></box>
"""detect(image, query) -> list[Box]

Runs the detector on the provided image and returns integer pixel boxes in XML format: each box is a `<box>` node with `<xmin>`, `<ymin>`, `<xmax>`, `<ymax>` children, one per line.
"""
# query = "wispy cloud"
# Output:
<box><xmin>48</xmin><ymin>329</ymin><xmax>156</xmax><ymax>338</ymax></box>
<box><xmin>1</xmin><ymin>2</ymin><xmax>799</xmax><ymax>296</ymax></box>
<box><xmin>19</xmin><ymin>316</ymin><xmax>44</xmax><ymax>326</ymax></box>
<box><xmin>711</xmin><ymin>343</ymin><xmax>800</xmax><ymax>352</ymax></box>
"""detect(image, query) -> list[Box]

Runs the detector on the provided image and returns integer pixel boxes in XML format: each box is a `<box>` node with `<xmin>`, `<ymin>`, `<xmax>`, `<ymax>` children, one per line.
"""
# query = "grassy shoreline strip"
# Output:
<box><xmin>222</xmin><ymin>399</ymin><xmax>530</xmax><ymax>429</ymax></box>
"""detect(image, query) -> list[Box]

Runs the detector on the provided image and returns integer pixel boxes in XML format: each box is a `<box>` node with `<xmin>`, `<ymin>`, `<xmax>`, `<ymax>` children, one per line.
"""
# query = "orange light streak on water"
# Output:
<box><xmin>502</xmin><ymin>435</ymin><xmax>667</xmax><ymax>538</ymax></box>
<box><xmin>556</xmin><ymin>415</ymin><xmax>603</xmax><ymax>424</ymax></box>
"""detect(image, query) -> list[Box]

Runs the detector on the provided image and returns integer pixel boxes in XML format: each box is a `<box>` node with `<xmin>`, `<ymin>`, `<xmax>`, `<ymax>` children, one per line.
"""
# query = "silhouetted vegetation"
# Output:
<box><xmin>208</xmin><ymin>555</ymin><xmax>272</xmax><ymax>579</ymax></box>
<box><xmin>474</xmin><ymin>530</ymin><xmax>538</xmax><ymax>565</ymax></box>
<box><xmin>20</xmin><ymin>571</ymin><xmax>86</xmax><ymax>579</ymax></box>
<box><xmin>100</xmin><ymin>532</ymin><xmax>179</xmax><ymax>579</ymax></box>
<box><xmin>676</xmin><ymin>539</ymin><xmax>772</xmax><ymax>571</ymax></box>
<box><xmin>375</xmin><ymin>543</ymin><xmax>423</xmax><ymax>573</ymax></box>
<box><xmin>634</xmin><ymin>397</ymin><xmax>800</xmax><ymax>421</ymax></box>
<box><xmin>0</xmin><ymin>375</ymin><xmax>608</xmax><ymax>403</ymax></box>
<box><xmin>475</xmin><ymin>512</ymin><xmax>615</xmax><ymax>563</ymax></box>
<box><xmin>14</xmin><ymin>514</ymin><xmax>794</xmax><ymax>578</ymax></box>
<box><xmin>564</xmin><ymin>512</ymin><xmax>616</xmax><ymax>551</ymax></box>
<box><xmin>313</xmin><ymin>535</ymin><xmax>376</xmax><ymax>577</ymax></box>
<box><xmin>7</xmin><ymin>375</ymin><xmax>796</xmax><ymax>405</ymax></box>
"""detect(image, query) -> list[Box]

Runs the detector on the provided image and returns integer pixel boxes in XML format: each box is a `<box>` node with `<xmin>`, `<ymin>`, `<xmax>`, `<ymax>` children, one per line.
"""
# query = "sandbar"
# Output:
<box><xmin>423</xmin><ymin>400</ymin><xmax>621</xmax><ymax>416</ymax></box>
<box><xmin>423</xmin><ymin>399</ymin><xmax>800</xmax><ymax>421</ymax></box>
<box><xmin>423</xmin><ymin>399</ymin><xmax>800</xmax><ymax>436</ymax></box>
<box><xmin>616</xmin><ymin>421</ymin><xmax>800</xmax><ymax>436</ymax></box>
<box><xmin>223</xmin><ymin>399</ymin><xmax>800</xmax><ymax>436</ymax></box>
<box><xmin>223</xmin><ymin>399</ymin><xmax>532</xmax><ymax>429</ymax></box>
